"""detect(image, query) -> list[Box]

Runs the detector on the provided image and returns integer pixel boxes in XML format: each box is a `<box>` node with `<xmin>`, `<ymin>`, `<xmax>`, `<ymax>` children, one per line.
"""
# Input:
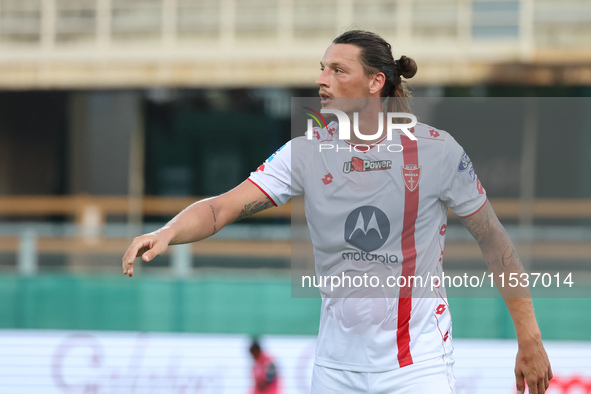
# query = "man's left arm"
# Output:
<box><xmin>460</xmin><ymin>200</ymin><xmax>553</xmax><ymax>394</ymax></box>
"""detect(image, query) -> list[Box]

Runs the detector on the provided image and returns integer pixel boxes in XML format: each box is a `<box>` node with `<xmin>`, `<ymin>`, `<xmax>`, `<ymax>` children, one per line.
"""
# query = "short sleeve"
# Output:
<box><xmin>248</xmin><ymin>140</ymin><xmax>304</xmax><ymax>206</ymax></box>
<box><xmin>439</xmin><ymin>135</ymin><xmax>487</xmax><ymax>217</ymax></box>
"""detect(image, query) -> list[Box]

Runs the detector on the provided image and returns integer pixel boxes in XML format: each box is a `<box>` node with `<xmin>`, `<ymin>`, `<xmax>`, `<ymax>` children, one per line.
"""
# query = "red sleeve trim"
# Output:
<box><xmin>248</xmin><ymin>178</ymin><xmax>278</xmax><ymax>207</ymax></box>
<box><xmin>457</xmin><ymin>198</ymin><xmax>488</xmax><ymax>218</ymax></box>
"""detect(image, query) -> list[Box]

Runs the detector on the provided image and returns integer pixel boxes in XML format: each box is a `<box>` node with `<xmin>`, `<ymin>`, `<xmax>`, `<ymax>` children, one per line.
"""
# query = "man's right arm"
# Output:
<box><xmin>122</xmin><ymin>180</ymin><xmax>275</xmax><ymax>277</ymax></box>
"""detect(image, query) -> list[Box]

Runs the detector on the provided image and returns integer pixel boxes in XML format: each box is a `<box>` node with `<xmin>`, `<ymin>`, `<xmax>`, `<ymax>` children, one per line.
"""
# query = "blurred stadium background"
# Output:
<box><xmin>0</xmin><ymin>0</ymin><xmax>590</xmax><ymax>392</ymax></box>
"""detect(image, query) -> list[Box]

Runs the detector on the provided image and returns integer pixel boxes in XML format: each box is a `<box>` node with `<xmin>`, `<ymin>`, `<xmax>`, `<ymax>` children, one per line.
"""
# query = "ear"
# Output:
<box><xmin>368</xmin><ymin>72</ymin><xmax>386</xmax><ymax>95</ymax></box>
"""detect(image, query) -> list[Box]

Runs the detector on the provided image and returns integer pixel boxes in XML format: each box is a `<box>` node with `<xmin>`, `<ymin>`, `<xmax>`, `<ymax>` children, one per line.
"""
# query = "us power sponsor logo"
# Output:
<box><xmin>343</xmin><ymin>157</ymin><xmax>392</xmax><ymax>174</ymax></box>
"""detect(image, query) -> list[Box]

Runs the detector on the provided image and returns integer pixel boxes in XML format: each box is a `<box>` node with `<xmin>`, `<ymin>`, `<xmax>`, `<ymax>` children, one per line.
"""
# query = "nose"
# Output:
<box><xmin>316</xmin><ymin>68</ymin><xmax>329</xmax><ymax>87</ymax></box>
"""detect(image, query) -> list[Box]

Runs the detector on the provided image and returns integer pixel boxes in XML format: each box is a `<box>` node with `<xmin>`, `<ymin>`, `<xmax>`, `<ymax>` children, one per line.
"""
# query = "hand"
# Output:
<box><xmin>122</xmin><ymin>231</ymin><xmax>170</xmax><ymax>277</ymax></box>
<box><xmin>515</xmin><ymin>337</ymin><xmax>553</xmax><ymax>393</ymax></box>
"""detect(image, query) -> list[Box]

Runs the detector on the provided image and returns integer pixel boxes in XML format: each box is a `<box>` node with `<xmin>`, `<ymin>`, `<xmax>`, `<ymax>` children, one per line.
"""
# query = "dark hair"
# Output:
<box><xmin>249</xmin><ymin>339</ymin><xmax>261</xmax><ymax>353</ymax></box>
<box><xmin>333</xmin><ymin>30</ymin><xmax>417</xmax><ymax>112</ymax></box>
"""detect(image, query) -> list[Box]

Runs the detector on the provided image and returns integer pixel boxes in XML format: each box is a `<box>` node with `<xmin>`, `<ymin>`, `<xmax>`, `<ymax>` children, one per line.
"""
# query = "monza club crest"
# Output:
<box><xmin>401</xmin><ymin>164</ymin><xmax>421</xmax><ymax>192</ymax></box>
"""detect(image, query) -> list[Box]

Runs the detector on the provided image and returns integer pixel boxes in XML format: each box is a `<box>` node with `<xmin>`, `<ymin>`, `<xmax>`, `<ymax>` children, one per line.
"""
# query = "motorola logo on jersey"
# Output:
<box><xmin>344</xmin><ymin>206</ymin><xmax>390</xmax><ymax>252</ymax></box>
<box><xmin>343</xmin><ymin>157</ymin><xmax>392</xmax><ymax>174</ymax></box>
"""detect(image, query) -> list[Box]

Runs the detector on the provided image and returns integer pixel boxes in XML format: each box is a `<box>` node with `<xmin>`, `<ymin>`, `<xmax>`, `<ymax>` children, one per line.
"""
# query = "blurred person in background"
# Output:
<box><xmin>249</xmin><ymin>338</ymin><xmax>281</xmax><ymax>394</ymax></box>
<box><xmin>123</xmin><ymin>30</ymin><xmax>552</xmax><ymax>393</ymax></box>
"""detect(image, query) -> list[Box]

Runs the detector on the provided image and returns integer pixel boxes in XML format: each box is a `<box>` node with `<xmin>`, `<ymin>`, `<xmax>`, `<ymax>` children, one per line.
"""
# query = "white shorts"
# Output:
<box><xmin>311</xmin><ymin>356</ymin><xmax>455</xmax><ymax>394</ymax></box>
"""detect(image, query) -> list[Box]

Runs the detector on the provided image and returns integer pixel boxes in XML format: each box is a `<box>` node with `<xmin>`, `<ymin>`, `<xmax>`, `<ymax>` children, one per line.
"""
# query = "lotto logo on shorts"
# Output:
<box><xmin>343</xmin><ymin>157</ymin><xmax>392</xmax><ymax>174</ymax></box>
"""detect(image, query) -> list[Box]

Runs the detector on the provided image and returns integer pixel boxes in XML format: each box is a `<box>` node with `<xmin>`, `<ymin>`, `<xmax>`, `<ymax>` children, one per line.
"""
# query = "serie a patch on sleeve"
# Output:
<box><xmin>457</xmin><ymin>151</ymin><xmax>475</xmax><ymax>181</ymax></box>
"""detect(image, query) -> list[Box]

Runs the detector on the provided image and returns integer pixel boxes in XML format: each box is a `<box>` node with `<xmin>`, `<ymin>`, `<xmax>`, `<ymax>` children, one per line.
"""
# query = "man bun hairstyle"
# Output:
<box><xmin>333</xmin><ymin>30</ymin><xmax>417</xmax><ymax>112</ymax></box>
<box><xmin>395</xmin><ymin>55</ymin><xmax>418</xmax><ymax>79</ymax></box>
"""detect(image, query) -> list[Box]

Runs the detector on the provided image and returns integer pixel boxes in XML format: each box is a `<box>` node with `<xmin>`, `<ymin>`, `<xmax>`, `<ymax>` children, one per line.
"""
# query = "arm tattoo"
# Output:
<box><xmin>210</xmin><ymin>205</ymin><xmax>217</xmax><ymax>235</ymax></box>
<box><xmin>463</xmin><ymin>203</ymin><xmax>525</xmax><ymax>275</ymax></box>
<box><xmin>500</xmin><ymin>245</ymin><xmax>519</xmax><ymax>269</ymax></box>
<box><xmin>460</xmin><ymin>204</ymin><xmax>492</xmax><ymax>246</ymax></box>
<box><xmin>235</xmin><ymin>200</ymin><xmax>274</xmax><ymax>222</ymax></box>
<box><xmin>485</xmin><ymin>246</ymin><xmax>519</xmax><ymax>270</ymax></box>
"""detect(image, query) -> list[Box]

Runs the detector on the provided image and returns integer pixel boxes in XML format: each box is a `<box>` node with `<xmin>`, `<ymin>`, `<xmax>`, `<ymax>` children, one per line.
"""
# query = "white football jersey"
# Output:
<box><xmin>249</xmin><ymin>121</ymin><xmax>487</xmax><ymax>372</ymax></box>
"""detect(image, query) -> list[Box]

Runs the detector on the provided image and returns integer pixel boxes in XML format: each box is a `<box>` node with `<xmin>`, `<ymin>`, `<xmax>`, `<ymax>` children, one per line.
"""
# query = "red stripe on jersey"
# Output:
<box><xmin>397</xmin><ymin>136</ymin><xmax>419</xmax><ymax>368</ymax></box>
<box><xmin>247</xmin><ymin>178</ymin><xmax>278</xmax><ymax>207</ymax></box>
